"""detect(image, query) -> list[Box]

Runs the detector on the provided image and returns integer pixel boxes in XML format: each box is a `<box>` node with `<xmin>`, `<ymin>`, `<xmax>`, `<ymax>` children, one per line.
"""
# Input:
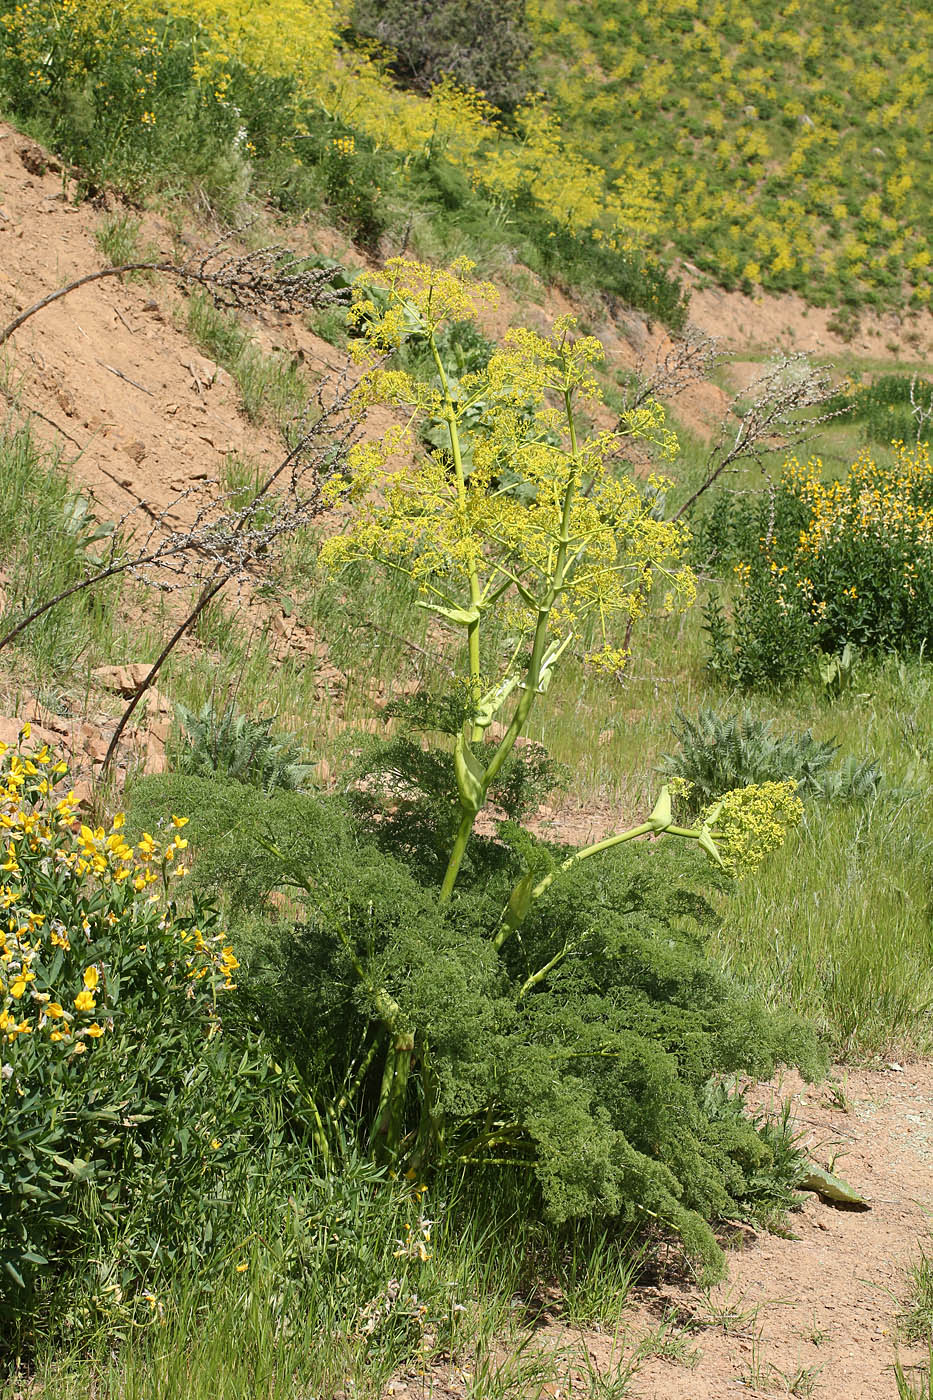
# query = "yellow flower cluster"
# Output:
<box><xmin>322</xmin><ymin>262</ymin><xmax>694</xmax><ymax>663</ymax></box>
<box><xmin>702</xmin><ymin>781</ymin><xmax>803</xmax><ymax>878</ymax></box>
<box><xmin>0</xmin><ymin>730</ymin><xmax>237</xmax><ymax>1053</ymax></box>
<box><xmin>788</xmin><ymin>442</ymin><xmax>933</xmax><ymax>566</ymax></box>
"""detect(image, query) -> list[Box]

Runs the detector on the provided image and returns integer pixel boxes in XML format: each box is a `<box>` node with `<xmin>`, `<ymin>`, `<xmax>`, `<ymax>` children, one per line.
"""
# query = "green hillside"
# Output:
<box><xmin>531</xmin><ymin>0</ymin><xmax>932</xmax><ymax>307</ymax></box>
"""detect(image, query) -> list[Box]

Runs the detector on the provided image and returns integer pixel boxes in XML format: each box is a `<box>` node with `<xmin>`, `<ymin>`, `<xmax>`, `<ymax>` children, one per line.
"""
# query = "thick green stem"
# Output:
<box><xmin>439</xmin><ymin>387</ymin><xmax>584</xmax><ymax>903</ymax></box>
<box><xmin>429</xmin><ymin>336</ymin><xmax>483</xmax><ymax>714</ymax></box>
<box><xmin>531</xmin><ymin>821</ymin><xmax>656</xmax><ymax>901</ymax></box>
<box><xmin>439</xmin><ymin>808</ymin><xmax>477</xmax><ymax>902</ymax></box>
<box><xmin>374</xmin><ymin>1029</ymin><xmax>415</xmax><ymax>1157</ymax></box>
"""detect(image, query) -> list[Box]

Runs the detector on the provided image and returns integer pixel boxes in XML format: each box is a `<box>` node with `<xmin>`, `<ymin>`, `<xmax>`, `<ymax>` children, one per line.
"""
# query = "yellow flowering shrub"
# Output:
<box><xmin>0</xmin><ymin>728</ymin><xmax>266</xmax><ymax>1320</ymax></box>
<box><xmin>706</xmin><ymin>442</ymin><xmax>933</xmax><ymax>687</ymax></box>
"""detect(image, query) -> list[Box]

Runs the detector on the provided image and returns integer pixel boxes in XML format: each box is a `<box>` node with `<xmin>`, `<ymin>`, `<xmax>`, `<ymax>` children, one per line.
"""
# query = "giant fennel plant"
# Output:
<box><xmin>264</xmin><ymin>259</ymin><xmax>813</xmax><ymax>1272</ymax></box>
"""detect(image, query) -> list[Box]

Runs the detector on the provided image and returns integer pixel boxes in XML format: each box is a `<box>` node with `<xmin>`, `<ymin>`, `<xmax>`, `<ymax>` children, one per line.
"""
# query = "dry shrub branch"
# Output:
<box><xmin>0</xmin><ymin>236</ymin><xmax>363</xmax><ymax>772</ymax></box>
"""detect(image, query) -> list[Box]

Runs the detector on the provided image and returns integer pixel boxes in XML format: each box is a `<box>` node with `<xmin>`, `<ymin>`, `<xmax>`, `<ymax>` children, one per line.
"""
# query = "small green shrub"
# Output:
<box><xmin>0</xmin><ymin>735</ymin><xmax>296</xmax><ymax>1331</ymax></box>
<box><xmin>825</xmin><ymin>374</ymin><xmax>932</xmax><ymax>447</ymax></box>
<box><xmin>320</xmin><ymin>133</ymin><xmax>387</xmax><ymax>252</ymax></box>
<box><xmin>659</xmin><ymin>707</ymin><xmax>882</xmax><ymax>817</ymax></box>
<box><xmin>170</xmin><ymin>699</ymin><xmax>313</xmax><ymax>792</ymax></box>
<box><xmin>704</xmin><ymin>578</ymin><xmax>815</xmax><ymax>691</ymax></box>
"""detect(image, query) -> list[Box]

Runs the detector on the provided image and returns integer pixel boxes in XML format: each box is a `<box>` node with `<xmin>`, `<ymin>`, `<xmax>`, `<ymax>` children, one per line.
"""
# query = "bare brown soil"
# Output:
<box><xmin>2</xmin><ymin>120</ymin><xmax>932</xmax><ymax>1399</ymax></box>
<box><xmin>398</xmin><ymin>1063</ymin><xmax>933</xmax><ymax>1400</ymax></box>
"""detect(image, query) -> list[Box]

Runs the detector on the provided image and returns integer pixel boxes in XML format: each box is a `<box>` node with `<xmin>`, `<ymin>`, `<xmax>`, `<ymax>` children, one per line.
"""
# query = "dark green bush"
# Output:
<box><xmin>825</xmin><ymin>374</ymin><xmax>932</xmax><ymax>447</ymax></box>
<box><xmin>128</xmin><ymin>767</ymin><xmax>824</xmax><ymax>1279</ymax></box>
<box><xmin>704</xmin><ymin>576</ymin><xmax>815</xmax><ymax>691</ymax></box>
<box><xmin>350</xmin><ymin>0</ymin><xmax>535</xmax><ymax>113</ymax></box>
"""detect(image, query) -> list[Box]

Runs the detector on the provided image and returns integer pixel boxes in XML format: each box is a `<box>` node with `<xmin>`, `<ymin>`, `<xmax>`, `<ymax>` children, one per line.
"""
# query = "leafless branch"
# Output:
<box><xmin>0</xmin><ymin>237</ymin><xmax>350</xmax><ymax>349</ymax></box>
<box><xmin>910</xmin><ymin>374</ymin><xmax>933</xmax><ymax>445</ymax></box>
<box><xmin>617</xmin><ymin>331</ymin><xmax>719</xmax><ymax>413</ymax></box>
<box><xmin>674</xmin><ymin>353</ymin><xmax>847</xmax><ymax>520</ymax></box>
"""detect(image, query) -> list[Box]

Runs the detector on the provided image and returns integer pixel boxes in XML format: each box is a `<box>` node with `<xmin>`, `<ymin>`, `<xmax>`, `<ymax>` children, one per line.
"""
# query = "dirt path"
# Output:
<box><xmin>607</xmin><ymin>1061</ymin><xmax>932</xmax><ymax>1398</ymax></box>
<box><xmin>399</xmin><ymin>1064</ymin><xmax>932</xmax><ymax>1400</ymax></box>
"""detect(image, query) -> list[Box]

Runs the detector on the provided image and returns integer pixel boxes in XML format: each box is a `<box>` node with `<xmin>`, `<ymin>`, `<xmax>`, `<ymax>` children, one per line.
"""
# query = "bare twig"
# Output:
<box><xmin>0</xmin><ymin>383</ymin><xmax>86</xmax><ymax>451</ymax></box>
<box><xmin>0</xmin><ymin>238</ymin><xmax>350</xmax><ymax>349</ymax></box>
<box><xmin>99</xmin><ymin>362</ymin><xmax>153</xmax><ymax>396</ymax></box>
<box><xmin>101</xmin><ymin>572</ymin><xmax>230</xmax><ymax>773</ymax></box>
<box><xmin>909</xmin><ymin>373</ymin><xmax>932</xmax><ymax>444</ymax></box>
<box><xmin>618</xmin><ymin>330</ymin><xmax>719</xmax><ymax>412</ymax></box>
<box><xmin>674</xmin><ymin>353</ymin><xmax>847</xmax><ymax>520</ymax></box>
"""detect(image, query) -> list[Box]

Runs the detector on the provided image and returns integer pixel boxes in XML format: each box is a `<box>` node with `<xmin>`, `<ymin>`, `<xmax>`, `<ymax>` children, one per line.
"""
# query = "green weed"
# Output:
<box><xmin>93</xmin><ymin>212</ymin><xmax>157</xmax><ymax>272</ymax></box>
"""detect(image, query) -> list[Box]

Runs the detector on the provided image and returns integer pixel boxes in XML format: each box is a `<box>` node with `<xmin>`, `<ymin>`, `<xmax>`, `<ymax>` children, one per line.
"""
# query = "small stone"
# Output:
<box><xmin>93</xmin><ymin>663</ymin><xmax>154</xmax><ymax>696</ymax></box>
<box><xmin>71</xmin><ymin>779</ymin><xmax>94</xmax><ymax>811</ymax></box>
<box><xmin>85</xmin><ymin>736</ymin><xmax>110</xmax><ymax>765</ymax></box>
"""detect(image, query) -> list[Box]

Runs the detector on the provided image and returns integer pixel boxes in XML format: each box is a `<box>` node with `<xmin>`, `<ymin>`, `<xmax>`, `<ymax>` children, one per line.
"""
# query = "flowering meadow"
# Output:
<box><xmin>2</xmin><ymin>0</ymin><xmax>929</xmax><ymax>313</ymax></box>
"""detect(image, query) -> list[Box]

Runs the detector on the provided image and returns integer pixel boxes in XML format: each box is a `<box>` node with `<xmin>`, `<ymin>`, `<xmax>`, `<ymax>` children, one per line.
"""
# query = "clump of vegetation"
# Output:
<box><xmin>0</xmin><ymin>422</ymin><xmax>122</xmax><ymax>684</ymax></box>
<box><xmin>660</xmin><ymin>707</ymin><xmax>882</xmax><ymax>816</ymax></box>
<box><xmin>351</xmin><ymin>0</ymin><xmax>536</xmax><ymax>114</ymax></box>
<box><xmin>825</xmin><ymin>373</ymin><xmax>932</xmax><ymax>447</ymax></box>
<box><xmin>0</xmin><ymin>735</ymin><xmax>260</xmax><ymax>1322</ymax></box>
<box><xmin>170</xmin><ymin>699</ymin><xmax>313</xmax><ymax>791</ymax></box>
<box><xmin>129</xmin><ymin>769</ymin><xmax>820</xmax><ymax>1284</ymax></box>
<box><xmin>705</xmin><ymin>442</ymin><xmax>933</xmax><ymax>687</ymax></box>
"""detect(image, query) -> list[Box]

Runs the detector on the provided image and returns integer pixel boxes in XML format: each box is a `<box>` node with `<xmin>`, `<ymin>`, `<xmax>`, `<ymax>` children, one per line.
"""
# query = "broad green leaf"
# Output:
<box><xmin>416</xmin><ymin>600</ymin><xmax>480</xmax><ymax>626</ymax></box>
<box><xmin>502</xmin><ymin>873</ymin><xmax>534</xmax><ymax>934</ymax></box>
<box><xmin>799</xmin><ymin>1164</ymin><xmax>869</xmax><ymax>1208</ymax></box>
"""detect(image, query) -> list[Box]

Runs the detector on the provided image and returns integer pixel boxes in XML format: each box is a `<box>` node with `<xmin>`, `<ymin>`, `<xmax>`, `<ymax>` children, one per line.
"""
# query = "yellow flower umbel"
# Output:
<box><xmin>701</xmin><ymin>782</ymin><xmax>803</xmax><ymax>879</ymax></box>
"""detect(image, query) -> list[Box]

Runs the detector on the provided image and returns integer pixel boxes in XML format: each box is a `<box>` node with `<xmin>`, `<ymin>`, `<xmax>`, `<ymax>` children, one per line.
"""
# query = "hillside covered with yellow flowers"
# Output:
<box><xmin>1</xmin><ymin>0</ymin><xmax>929</xmax><ymax>322</ymax></box>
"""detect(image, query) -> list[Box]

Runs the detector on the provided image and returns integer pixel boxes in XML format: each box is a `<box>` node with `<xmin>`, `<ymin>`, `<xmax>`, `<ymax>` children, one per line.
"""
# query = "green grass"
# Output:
<box><xmin>1</xmin><ymin>1169</ymin><xmax>648</xmax><ymax>1399</ymax></box>
<box><xmin>185</xmin><ymin>293</ymin><xmax>311</xmax><ymax>438</ymax></box>
<box><xmin>901</xmin><ymin>1248</ymin><xmax>933</xmax><ymax>1347</ymax></box>
<box><xmin>0</xmin><ymin>417</ymin><xmax>166</xmax><ymax>695</ymax></box>
<box><xmin>93</xmin><ymin>212</ymin><xmax>160</xmax><ymax>272</ymax></box>
<box><xmin>896</xmin><ymin>1251</ymin><xmax>933</xmax><ymax>1400</ymax></box>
